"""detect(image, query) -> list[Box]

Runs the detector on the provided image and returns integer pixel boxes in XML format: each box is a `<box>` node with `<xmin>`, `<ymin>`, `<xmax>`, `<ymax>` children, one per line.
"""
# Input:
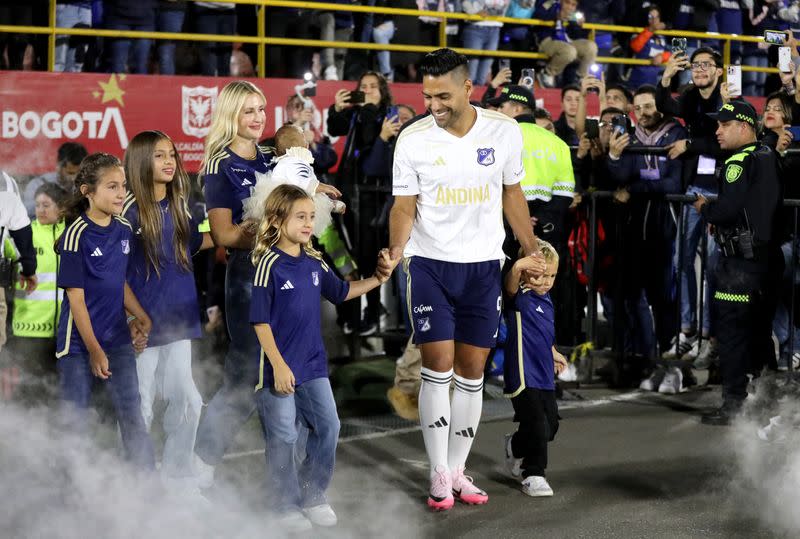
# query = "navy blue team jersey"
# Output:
<box><xmin>203</xmin><ymin>145</ymin><xmax>274</xmax><ymax>224</ymax></box>
<box><xmin>123</xmin><ymin>194</ymin><xmax>204</xmax><ymax>347</ymax></box>
<box><xmin>249</xmin><ymin>247</ymin><xmax>350</xmax><ymax>390</ymax></box>
<box><xmin>503</xmin><ymin>288</ymin><xmax>556</xmax><ymax>395</ymax></box>
<box><xmin>56</xmin><ymin>214</ymin><xmax>133</xmax><ymax>358</ymax></box>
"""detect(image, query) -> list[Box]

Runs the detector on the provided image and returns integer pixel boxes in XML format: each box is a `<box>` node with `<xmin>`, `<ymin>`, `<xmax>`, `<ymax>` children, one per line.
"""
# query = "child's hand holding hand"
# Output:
<box><xmin>515</xmin><ymin>252</ymin><xmax>546</xmax><ymax>278</ymax></box>
<box><xmin>553</xmin><ymin>350</ymin><xmax>568</xmax><ymax>375</ymax></box>
<box><xmin>273</xmin><ymin>362</ymin><xmax>296</xmax><ymax>394</ymax></box>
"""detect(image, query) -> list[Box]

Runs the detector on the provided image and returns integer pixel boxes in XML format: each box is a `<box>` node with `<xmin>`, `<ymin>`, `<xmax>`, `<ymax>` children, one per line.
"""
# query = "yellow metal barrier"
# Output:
<box><xmin>0</xmin><ymin>0</ymin><xmax>781</xmax><ymax>78</ymax></box>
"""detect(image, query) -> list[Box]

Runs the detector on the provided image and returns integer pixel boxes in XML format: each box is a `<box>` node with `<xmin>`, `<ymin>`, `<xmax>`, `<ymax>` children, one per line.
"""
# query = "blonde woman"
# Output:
<box><xmin>193</xmin><ymin>81</ymin><xmax>274</xmax><ymax>486</ymax></box>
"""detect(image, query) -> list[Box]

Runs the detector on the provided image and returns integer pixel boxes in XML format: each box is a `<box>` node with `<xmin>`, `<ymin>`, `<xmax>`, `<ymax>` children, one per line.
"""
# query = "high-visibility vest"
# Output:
<box><xmin>12</xmin><ymin>219</ymin><xmax>64</xmax><ymax>338</ymax></box>
<box><xmin>518</xmin><ymin>121</ymin><xmax>576</xmax><ymax>202</ymax></box>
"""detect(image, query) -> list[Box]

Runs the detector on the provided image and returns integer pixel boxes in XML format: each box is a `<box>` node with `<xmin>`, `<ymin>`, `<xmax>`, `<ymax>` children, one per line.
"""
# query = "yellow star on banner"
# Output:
<box><xmin>96</xmin><ymin>75</ymin><xmax>125</xmax><ymax>106</ymax></box>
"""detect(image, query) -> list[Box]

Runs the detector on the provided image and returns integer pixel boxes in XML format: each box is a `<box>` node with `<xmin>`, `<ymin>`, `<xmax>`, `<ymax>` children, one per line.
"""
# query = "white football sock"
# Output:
<box><xmin>419</xmin><ymin>367</ymin><xmax>453</xmax><ymax>479</ymax></box>
<box><xmin>447</xmin><ymin>374</ymin><xmax>484</xmax><ymax>473</ymax></box>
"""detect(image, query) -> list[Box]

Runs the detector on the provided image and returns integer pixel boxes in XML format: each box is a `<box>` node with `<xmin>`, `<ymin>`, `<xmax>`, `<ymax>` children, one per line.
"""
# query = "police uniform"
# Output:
<box><xmin>699</xmin><ymin>101</ymin><xmax>782</xmax><ymax>424</ymax></box>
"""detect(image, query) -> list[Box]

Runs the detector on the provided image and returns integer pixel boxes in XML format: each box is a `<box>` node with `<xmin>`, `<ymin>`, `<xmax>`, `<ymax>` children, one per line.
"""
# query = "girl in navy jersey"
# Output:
<box><xmin>122</xmin><ymin>130</ymin><xmax>214</xmax><ymax>486</ymax></box>
<box><xmin>56</xmin><ymin>153</ymin><xmax>155</xmax><ymax>470</ymax></box>
<box><xmin>250</xmin><ymin>184</ymin><xmax>391</xmax><ymax>531</ymax></box>
<box><xmin>193</xmin><ymin>80</ymin><xmax>276</xmax><ymax>485</ymax></box>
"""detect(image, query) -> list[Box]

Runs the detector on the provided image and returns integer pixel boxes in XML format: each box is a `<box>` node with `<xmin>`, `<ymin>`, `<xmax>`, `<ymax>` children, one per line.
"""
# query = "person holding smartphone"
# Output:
<box><xmin>327</xmin><ymin>72</ymin><xmax>395</xmax><ymax>336</ymax></box>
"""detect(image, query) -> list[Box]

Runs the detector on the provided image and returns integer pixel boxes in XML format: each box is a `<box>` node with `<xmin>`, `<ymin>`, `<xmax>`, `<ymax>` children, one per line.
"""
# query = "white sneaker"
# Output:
<box><xmin>662</xmin><ymin>333</ymin><xmax>696</xmax><ymax>359</ymax></box>
<box><xmin>504</xmin><ymin>433</ymin><xmax>523</xmax><ymax>478</ymax></box>
<box><xmin>193</xmin><ymin>455</ymin><xmax>215</xmax><ymax>489</ymax></box>
<box><xmin>658</xmin><ymin>367</ymin><xmax>685</xmax><ymax>394</ymax></box>
<box><xmin>277</xmin><ymin>510</ymin><xmax>313</xmax><ymax>533</ymax></box>
<box><xmin>303</xmin><ymin>504</ymin><xmax>338</xmax><ymax>527</ymax></box>
<box><xmin>324</xmin><ymin>65</ymin><xmax>339</xmax><ymax>81</ymax></box>
<box><xmin>692</xmin><ymin>340</ymin><xmax>717</xmax><ymax>370</ymax></box>
<box><xmin>757</xmin><ymin>415</ymin><xmax>788</xmax><ymax>443</ymax></box>
<box><xmin>521</xmin><ymin>475</ymin><xmax>553</xmax><ymax>497</ymax></box>
<box><xmin>557</xmin><ymin>363</ymin><xmax>577</xmax><ymax>382</ymax></box>
<box><xmin>639</xmin><ymin>369</ymin><xmax>666</xmax><ymax>391</ymax></box>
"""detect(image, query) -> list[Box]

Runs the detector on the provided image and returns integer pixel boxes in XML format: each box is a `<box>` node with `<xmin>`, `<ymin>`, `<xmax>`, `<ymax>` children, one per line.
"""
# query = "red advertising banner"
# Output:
<box><xmin>0</xmin><ymin>71</ymin><xmax>767</xmax><ymax>176</ymax></box>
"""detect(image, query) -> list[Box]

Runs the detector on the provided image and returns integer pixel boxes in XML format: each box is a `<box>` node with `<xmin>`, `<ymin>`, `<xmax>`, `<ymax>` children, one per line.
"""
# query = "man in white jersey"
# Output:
<box><xmin>388</xmin><ymin>48</ymin><xmax>543</xmax><ymax>511</ymax></box>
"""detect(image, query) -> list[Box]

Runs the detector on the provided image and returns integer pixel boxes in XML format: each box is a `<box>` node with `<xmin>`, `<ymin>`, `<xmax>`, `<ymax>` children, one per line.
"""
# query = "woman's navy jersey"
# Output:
<box><xmin>250</xmin><ymin>247</ymin><xmax>350</xmax><ymax>390</ymax></box>
<box><xmin>122</xmin><ymin>193</ymin><xmax>204</xmax><ymax>347</ymax></box>
<box><xmin>503</xmin><ymin>288</ymin><xmax>556</xmax><ymax>396</ymax></box>
<box><xmin>56</xmin><ymin>214</ymin><xmax>133</xmax><ymax>357</ymax></box>
<box><xmin>203</xmin><ymin>145</ymin><xmax>274</xmax><ymax>224</ymax></box>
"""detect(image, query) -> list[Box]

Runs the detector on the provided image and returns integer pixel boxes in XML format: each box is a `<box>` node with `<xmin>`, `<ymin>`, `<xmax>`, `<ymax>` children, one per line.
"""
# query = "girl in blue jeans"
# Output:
<box><xmin>55</xmin><ymin>153</ymin><xmax>155</xmax><ymax>470</ymax></box>
<box><xmin>249</xmin><ymin>184</ymin><xmax>391</xmax><ymax>532</ymax></box>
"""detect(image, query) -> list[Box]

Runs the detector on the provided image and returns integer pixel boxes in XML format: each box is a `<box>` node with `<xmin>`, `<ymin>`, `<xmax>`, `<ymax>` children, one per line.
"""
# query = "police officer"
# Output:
<box><xmin>693</xmin><ymin>100</ymin><xmax>782</xmax><ymax>425</ymax></box>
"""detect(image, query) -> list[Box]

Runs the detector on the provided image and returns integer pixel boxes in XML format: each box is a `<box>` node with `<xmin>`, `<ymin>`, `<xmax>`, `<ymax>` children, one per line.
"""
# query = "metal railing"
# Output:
<box><xmin>0</xmin><ymin>0</ymin><xmax>782</xmax><ymax>77</ymax></box>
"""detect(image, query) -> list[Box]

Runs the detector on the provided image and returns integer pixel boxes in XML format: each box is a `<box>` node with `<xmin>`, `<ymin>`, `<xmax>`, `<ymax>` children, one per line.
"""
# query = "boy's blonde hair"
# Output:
<box><xmin>251</xmin><ymin>184</ymin><xmax>322</xmax><ymax>265</ymax></box>
<box><xmin>201</xmin><ymin>81</ymin><xmax>266</xmax><ymax>175</ymax></box>
<box><xmin>517</xmin><ymin>239</ymin><xmax>559</xmax><ymax>264</ymax></box>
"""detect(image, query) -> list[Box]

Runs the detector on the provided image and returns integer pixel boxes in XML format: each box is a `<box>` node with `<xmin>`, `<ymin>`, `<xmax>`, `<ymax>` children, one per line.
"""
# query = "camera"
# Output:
<box><xmin>611</xmin><ymin>114</ymin><xmax>630</xmax><ymax>136</ymax></box>
<box><xmin>346</xmin><ymin>90</ymin><xmax>366</xmax><ymax>104</ymax></box>
<box><xmin>294</xmin><ymin>73</ymin><xmax>317</xmax><ymax>110</ymax></box>
<box><xmin>585</xmin><ymin>119</ymin><xmax>599</xmax><ymax>140</ymax></box>
<box><xmin>764</xmin><ymin>29</ymin><xmax>789</xmax><ymax>46</ymax></box>
<box><xmin>671</xmin><ymin>37</ymin><xmax>687</xmax><ymax>55</ymax></box>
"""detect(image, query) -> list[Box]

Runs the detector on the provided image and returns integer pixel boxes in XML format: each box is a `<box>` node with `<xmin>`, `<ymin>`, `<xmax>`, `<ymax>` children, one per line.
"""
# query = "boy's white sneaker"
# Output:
<box><xmin>303</xmin><ymin>504</ymin><xmax>338</xmax><ymax>527</ymax></box>
<box><xmin>521</xmin><ymin>475</ymin><xmax>553</xmax><ymax>497</ymax></box>
<box><xmin>193</xmin><ymin>455</ymin><xmax>215</xmax><ymax>489</ymax></box>
<box><xmin>504</xmin><ymin>433</ymin><xmax>523</xmax><ymax>478</ymax></box>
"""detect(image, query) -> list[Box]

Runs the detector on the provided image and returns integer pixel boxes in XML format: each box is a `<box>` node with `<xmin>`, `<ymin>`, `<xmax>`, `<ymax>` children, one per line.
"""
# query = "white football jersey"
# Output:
<box><xmin>392</xmin><ymin>106</ymin><xmax>525</xmax><ymax>263</ymax></box>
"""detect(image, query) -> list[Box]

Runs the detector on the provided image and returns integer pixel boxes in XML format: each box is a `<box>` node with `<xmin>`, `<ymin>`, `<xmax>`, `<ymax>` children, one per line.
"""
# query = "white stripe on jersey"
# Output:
<box><xmin>392</xmin><ymin>107</ymin><xmax>525</xmax><ymax>263</ymax></box>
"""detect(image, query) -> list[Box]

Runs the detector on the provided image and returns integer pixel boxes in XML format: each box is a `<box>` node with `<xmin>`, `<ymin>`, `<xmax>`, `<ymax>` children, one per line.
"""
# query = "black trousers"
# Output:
<box><xmin>511</xmin><ymin>388</ymin><xmax>559</xmax><ymax>478</ymax></box>
<box><xmin>714</xmin><ymin>252</ymin><xmax>781</xmax><ymax>403</ymax></box>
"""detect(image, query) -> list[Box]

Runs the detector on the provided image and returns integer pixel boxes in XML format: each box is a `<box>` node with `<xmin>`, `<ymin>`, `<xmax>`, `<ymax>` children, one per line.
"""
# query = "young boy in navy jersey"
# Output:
<box><xmin>503</xmin><ymin>239</ymin><xmax>567</xmax><ymax>497</ymax></box>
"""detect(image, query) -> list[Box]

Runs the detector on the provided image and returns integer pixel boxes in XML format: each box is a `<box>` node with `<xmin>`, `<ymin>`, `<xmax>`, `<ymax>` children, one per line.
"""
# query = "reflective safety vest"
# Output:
<box><xmin>12</xmin><ymin>219</ymin><xmax>64</xmax><ymax>338</ymax></box>
<box><xmin>518</xmin><ymin>121</ymin><xmax>576</xmax><ymax>202</ymax></box>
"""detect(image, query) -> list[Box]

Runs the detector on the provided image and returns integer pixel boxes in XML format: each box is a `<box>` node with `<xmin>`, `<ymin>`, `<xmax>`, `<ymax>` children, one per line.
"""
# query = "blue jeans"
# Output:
<box><xmin>708</xmin><ymin>9</ymin><xmax>743</xmax><ymax>62</ymax></box>
<box><xmin>195</xmin><ymin>249</ymin><xmax>261</xmax><ymax>465</ymax></box>
<box><xmin>373</xmin><ymin>20</ymin><xmax>395</xmax><ymax>78</ymax></box>
<box><xmin>106</xmin><ymin>20</ymin><xmax>155</xmax><ymax>74</ymax></box>
<box><xmin>58</xmin><ymin>345</ymin><xmax>155</xmax><ymax>470</ymax></box>
<box><xmin>742</xmin><ymin>48</ymin><xmax>767</xmax><ymax>97</ymax></box>
<box><xmin>774</xmin><ymin>240</ymin><xmax>800</xmax><ymax>355</ymax></box>
<box><xmin>156</xmin><ymin>8</ymin><xmax>185</xmax><ymax>75</ymax></box>
<box><xmin>55</xmin><ymin>4</ymin><xmax>92</xmax><ymax>72</ymax></box>
<box><xmin>462</xmin><ymin>24</ymin><xmax>501</xmax><ymax>85</ymax></box>
<box><xmin>195</xmin><ymin>7</ymin><xmax>236</xmax><ymax>76</ymax></box>
<box><xmin>677</xmin><ymin>186</ymin><xmax>719</xmax><ymax>335</ymax></box>
<box><xmin>256</xmin><ymin>377</ymin><xmax>340</xmax><ymax>513</ymax></box>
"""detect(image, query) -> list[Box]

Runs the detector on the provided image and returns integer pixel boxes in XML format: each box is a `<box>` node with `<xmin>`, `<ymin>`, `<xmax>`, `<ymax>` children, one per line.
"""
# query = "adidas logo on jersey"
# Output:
<box><xmin>433</xmin><ymin>156</ymin><xmax>446</xmax><ymax>166</ymax></box>
<box><xmin>280</xmin><ymin>280</ymin><xmax>295</xmax><ymax>290</ymax></box>
<box><xmin>241</xmin><ymin>178</ymin><xmax>253</xmax><ymax>186</ymax></box>
<box><xmin>90</xmin><ymin>247</ymin><xmax>103</xmax><ymax>257</ymax></box>
<box><xmin>536</xmin><ymin>305</ymin><xmax>544</xmax><ymax>314</ymax></box>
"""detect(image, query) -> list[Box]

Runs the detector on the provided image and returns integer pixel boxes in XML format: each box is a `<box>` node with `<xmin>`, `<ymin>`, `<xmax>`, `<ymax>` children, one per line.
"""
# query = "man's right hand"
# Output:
<box><xmin>661</xmin><ymin>52</ymin><xmax>690</xmax><ymax>86</ymax></box>
<box><xmin>608</xmin><ymin>131</ymin><xmax>630</xmax><ymax>159</ymax></box>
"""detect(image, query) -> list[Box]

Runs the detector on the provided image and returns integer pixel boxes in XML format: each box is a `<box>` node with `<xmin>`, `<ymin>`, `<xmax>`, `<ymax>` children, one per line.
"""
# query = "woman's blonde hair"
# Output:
<box><xmin>201</xmin><ymin>80</ymin><xmax>266</xmax><ymax>175</ymax></box>
<box><xmin>124</xmin><ymin>130</ymin><xmax>193</xmax><ymax>278</ymax></box>
<box><xmin>251</xmin><ymin>184</ymin><xmax>322</xmax><ymax>265</ymax></box>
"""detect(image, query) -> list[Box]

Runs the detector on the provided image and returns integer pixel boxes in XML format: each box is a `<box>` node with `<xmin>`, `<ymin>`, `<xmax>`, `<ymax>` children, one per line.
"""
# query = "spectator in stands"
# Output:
<box><xmin>628</xmin><ymin>6</ymin><xmax>670</xmax><ymax>89</ymax></box>
<box><xmin>534</xmin><ymin>0</ymin><xmax>598</xmax><ymax>87</ymax></box>
<box><xmin>605</xmin><ymin>83</ymin><xmax>634</xmax><ymax>114</ymax></box>
<box><xmin>23</xmin><ymin>142</ymin><xmax>87</xmax><ymax>217</ymax></box>
<box><xmin>104</xmin><ymin>0</ymin><xmax>156</xmax><ymax>74</ymax></box>
<box><xmin>461</xmin><ymin>1</ymin><xmax>511</xmax><ymax>85</ymax></box>
<box><xmin>607</xmin><ymin>86</ymin><xmax>687</xmax><ymax>388</ymax></box>
<box><xmin>156</xmin><ymin>1</ymin><xmax>186</xmax><ymax>75</ymax></box>
<box><xmin>317</xmin><ymin>1</ymin><xmax>356</xmax><ymax>80</ymax></box>
<box><xmin>500</xmin><ymin>0</ymin><xmax>537</xmax><ymax>75</ymax></box>
<box><xmin>743</xmin><ymin>1</ymin><xmax>799</xmax><ymax>96</ymax></box>
<box><xmin>481</xmin><ymin>66</ymin><xmax>513</xmax><ymax>108</ymax></box>
<box><xmin>708</xmin><ymin>0</ymin><xmax>744</xmax><ymax>63</ymax></box>
<box><xmin>534</xmin><ymin>108</ymin><xmax>556</xmax><ymax>131</ymax></box>
<box><xmin>657</xmin><ymin>46</ymin><xmax>725</xmax><ymax>361</ymax></box>
<box><xmin>327</xmin><ymin>71</ymin><xmax>394</xmax><ymax>335</ymax></box>
<box><xmin>194</xmin><ymin>2</ymin><xmax>236</xmax><ymax>76</ymax></box>
<box><xmin>373</xmin><ymin>1</ymin><xmax>396</xmax><ymax>81</ymax></box>
<box><xmin>554</xmin><ymin>83</ymin><xmax>581</xmax><ymax>145</ymax></box>
<box><xmin>0</xmin><ymin>1</ymin><xmax>39</xmax><ymax>70</ymax></box>
<box><xmin>54</xmin><ymin>1</ymin><xmax>92</xmax><ymax>73</ymax></box>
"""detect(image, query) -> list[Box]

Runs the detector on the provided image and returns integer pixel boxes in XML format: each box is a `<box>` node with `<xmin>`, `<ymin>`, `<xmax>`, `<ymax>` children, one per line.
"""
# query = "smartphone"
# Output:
<box><xmin>498</xmin><ymin>58</ymin><xmax>511</xmax><ymax>71</ymax></box>
<box><xmin>611</xmin><ymin>114</ymin><xmax>629</xmax><ymax>136</ymax></box>
<box><xmin>671</xmin><ymin>37</ymin><xmax>687</xmax><ymax>55</ymax></box>
<box><xmin>765</xmin><ymin>29</ymin><xmax>788</xmax><ymax>46</ymax></box>
<box><xmin>520</xmin><ymin>68</ymin><xmax>535</xmax><ymax>89</ymax></box>
<box><xmin>727</xmin><ymin>65</ymin><xmax>742</xmax><ymax>98</ymax></box>
<box><xmin>779</xmin><ymin>46</ymin><xmax>793</xmax><ymax>73</ymax></box>
<box><xmin>346</xmin><ymin>90</ymin><xmax>366</xmax><ymax>104</ymax></box>
<box><xmin>386</xmin><ymin>105</ymin><xmax>399</xmax><ymax>120</ymax></box>
<box><xmin>585</xmin><ymin>119</ymin><xmax>599</xmax><ymax>140</ymax></box>
<box><xmin>788</xmin><ymin>126</ymin><xmax>800</xmax><ymax>140</ymax></box>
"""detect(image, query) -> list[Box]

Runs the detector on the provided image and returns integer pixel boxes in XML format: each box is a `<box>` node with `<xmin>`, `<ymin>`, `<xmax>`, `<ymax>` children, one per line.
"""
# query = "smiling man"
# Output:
<box><xmin>388</xmin><ymin>48</ymin><xmax>542</xmax><ymax>511</ymax></box>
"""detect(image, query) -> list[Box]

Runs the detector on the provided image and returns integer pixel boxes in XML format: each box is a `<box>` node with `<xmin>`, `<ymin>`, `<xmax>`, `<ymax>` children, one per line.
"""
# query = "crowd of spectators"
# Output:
<box><xmin>2</xmin><ymin>0</ymin><xmax>800</xmax><ymax>95</ymax></box>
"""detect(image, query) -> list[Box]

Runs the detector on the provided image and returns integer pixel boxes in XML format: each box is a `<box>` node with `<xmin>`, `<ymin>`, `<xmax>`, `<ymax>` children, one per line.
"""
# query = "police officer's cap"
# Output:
<box><xmin>707</xmin><ymin>99</ymin><xmax>757</xmax><ymax>127</ymax></box>
<box><xmin>488</xmin><ymin>85</ymin><xmax>535</xmax><ymax>107</ymax></box>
